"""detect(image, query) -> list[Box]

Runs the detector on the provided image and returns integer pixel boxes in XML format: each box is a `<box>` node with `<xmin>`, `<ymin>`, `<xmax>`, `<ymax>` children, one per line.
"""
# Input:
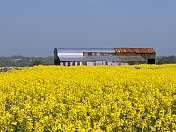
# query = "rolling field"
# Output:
<box><xmin>0</xmin><ymin>65</ymin><xmax>176</xmax><ymax>131</ymax></box>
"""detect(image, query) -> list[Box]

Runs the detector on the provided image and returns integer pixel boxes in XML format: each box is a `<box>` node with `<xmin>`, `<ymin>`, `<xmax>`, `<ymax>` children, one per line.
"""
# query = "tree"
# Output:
<box><xmin>156</xmin><ymin>55</ymin><xmax>176</xmax><ymax>64</ymax></box>
<box><xmin>32</xmin><ymin>60</ymin><xmax>43</xmax><ymax>66</ymax></box>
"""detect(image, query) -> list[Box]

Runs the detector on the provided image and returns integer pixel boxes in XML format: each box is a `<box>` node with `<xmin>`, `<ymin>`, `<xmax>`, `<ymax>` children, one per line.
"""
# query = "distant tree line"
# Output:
<box><xmin>156</xmin><ymin>55</ymin><xmax>176</xmax><ymax>64</ymax></box>
<box><xmin>0</xmin><ymin>55</ymin><xmax>54</xmax><ymax>67</ymax></box>
<box><xmin>0</xmin><ymin>55</ymin><xmax>176</xmax><ymax>67</ymax></box>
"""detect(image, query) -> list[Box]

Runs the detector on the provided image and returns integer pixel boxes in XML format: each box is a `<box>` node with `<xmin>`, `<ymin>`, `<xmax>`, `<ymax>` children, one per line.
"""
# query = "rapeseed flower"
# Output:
<box><xmin>0</xmin><ymin>64</ymin><xmax>176</xmax><ymax>131</ymax></box>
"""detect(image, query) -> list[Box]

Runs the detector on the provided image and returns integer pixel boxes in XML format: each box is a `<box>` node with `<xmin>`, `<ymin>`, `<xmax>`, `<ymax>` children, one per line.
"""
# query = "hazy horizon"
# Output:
<box><xmin>0</xmin><ymin>0</ymin><xmax>176</xmax><ymax>57</ymax></box>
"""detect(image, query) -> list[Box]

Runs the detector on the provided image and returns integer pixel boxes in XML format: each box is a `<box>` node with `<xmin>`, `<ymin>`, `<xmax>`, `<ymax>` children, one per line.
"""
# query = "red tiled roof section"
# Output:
<box><xmin>114</xmin><ymin>48</ymin><xmax>156</xmax><ymax>53</ymax></box>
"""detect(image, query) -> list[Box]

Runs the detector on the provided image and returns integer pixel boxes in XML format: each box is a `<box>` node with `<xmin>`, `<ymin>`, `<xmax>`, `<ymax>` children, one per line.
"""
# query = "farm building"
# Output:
<box><xmin>54</xmin><ymin>48</ymin><xmax>156</xmax><ymax>66</ymax></box>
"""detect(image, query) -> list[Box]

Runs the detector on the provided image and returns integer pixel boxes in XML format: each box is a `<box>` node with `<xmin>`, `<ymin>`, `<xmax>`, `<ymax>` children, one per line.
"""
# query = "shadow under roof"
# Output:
<box><xmin>59</xmin><ymin>56</ymin><xmax>121</xmax><ymax>62</ymax></box>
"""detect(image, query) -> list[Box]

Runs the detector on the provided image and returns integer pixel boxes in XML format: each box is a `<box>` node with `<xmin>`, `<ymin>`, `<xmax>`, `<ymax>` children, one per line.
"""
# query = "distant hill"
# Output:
<box><xmin>0</xmin><ymin>55</ymin><xmax>54</xmax><ymax>67</ymax></box>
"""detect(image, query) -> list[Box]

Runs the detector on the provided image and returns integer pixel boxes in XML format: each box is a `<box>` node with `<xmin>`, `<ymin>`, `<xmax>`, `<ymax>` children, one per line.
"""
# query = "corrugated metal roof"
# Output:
<box><xmin>114</xmin><ymin>48</ymin><xmax>156</xmax><ymax>53</ymax></box>
<box><xmin>117</xmin><ymin>55</ymin><xmax>145</xmax><ymax>62</ymax></box>
<box><xmin>59</xmin><ymin>56</ymin><xmax>120</xmax><ymax>61</ymax></box>
<box><xmin>56</xmin><ymin>48</ymin><xmax>115</xmax><ymax>53</ymax></box>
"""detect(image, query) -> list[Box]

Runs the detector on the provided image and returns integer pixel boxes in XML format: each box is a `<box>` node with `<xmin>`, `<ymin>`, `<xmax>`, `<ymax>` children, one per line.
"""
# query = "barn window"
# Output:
<box><xmin>105</xmin><ymin>61</ymin><xmax>108</xmax><ymax>65</ymax></box>
<box><xmin>82</xmin><ymin>61</ymin><xmax>87</xmax><ymax>66</ymax></box>
<box><xmin>83</xmin><ymin>53</ymin><xmax>88</xmax><ymax>56</ymax></box>
<box><xmin>96</xmin><ymin>53</ymin><xmax>100</xmax><ymax>56</ymax></box>
<box><xmin>77</xmin><ymin>61</ymin><xmax>80</xmax><ymax>66</ymax></box>
<box><xmin>88</xmin><ymin>53</ymin><xmax>92</xmax><ymax>56</ymax></box>
<box><xmin>72</xmin><ymin>61</ymin><xmax>75</xmax><ymax>66</ymax></box>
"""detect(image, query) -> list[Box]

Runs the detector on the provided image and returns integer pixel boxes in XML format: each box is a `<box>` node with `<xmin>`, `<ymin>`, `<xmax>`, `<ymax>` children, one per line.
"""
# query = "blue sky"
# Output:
<box><xmin>0</xmin><ymin>0</ymin><xmax>175</xmax><ymax>56</ymax></box>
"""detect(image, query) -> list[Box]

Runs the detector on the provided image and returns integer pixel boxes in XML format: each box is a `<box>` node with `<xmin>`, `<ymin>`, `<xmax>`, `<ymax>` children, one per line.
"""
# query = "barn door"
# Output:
<box><xmin>148</xmin><ymin>59</ymin><xmax>155</xmax><ymax>64</ymax></box>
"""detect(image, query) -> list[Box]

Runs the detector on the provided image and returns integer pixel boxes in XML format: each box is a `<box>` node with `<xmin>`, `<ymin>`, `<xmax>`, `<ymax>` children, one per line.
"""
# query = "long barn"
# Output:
<box><xmin>54</xmin><ymin>48</ymin><xmax>156</xmax><ymax>66</ymax></box>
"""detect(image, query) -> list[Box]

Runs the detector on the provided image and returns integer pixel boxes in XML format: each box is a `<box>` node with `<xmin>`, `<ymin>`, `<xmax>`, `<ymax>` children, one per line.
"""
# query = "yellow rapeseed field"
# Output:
<box><xmin>0</xmin><ymin>65</ymin><xmax>176</xmax><ymax>131</ymax></box>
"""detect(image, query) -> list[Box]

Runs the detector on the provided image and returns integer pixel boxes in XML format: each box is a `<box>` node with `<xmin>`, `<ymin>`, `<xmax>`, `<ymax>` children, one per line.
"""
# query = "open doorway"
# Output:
<box><xmin>148</xmin><ymin>59</ymin><xmax>155</xmax><ymax>64</ymax></box>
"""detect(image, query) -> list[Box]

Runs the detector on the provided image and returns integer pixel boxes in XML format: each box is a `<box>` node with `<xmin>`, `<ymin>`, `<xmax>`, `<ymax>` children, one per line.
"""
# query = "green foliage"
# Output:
<box><xmin>0</xmin><ymin>56</ymin><xmax>54</xmax><ymax>67</ymax></box>
<box><xmin>156</xmin><ymin>55</ymin><xmax>176</xmax><ymax>64</ymax></box>
<box><xmin>32</xmin><ymin>60</ymin><xmax>43</xmax><ymax>66</ymax></box>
